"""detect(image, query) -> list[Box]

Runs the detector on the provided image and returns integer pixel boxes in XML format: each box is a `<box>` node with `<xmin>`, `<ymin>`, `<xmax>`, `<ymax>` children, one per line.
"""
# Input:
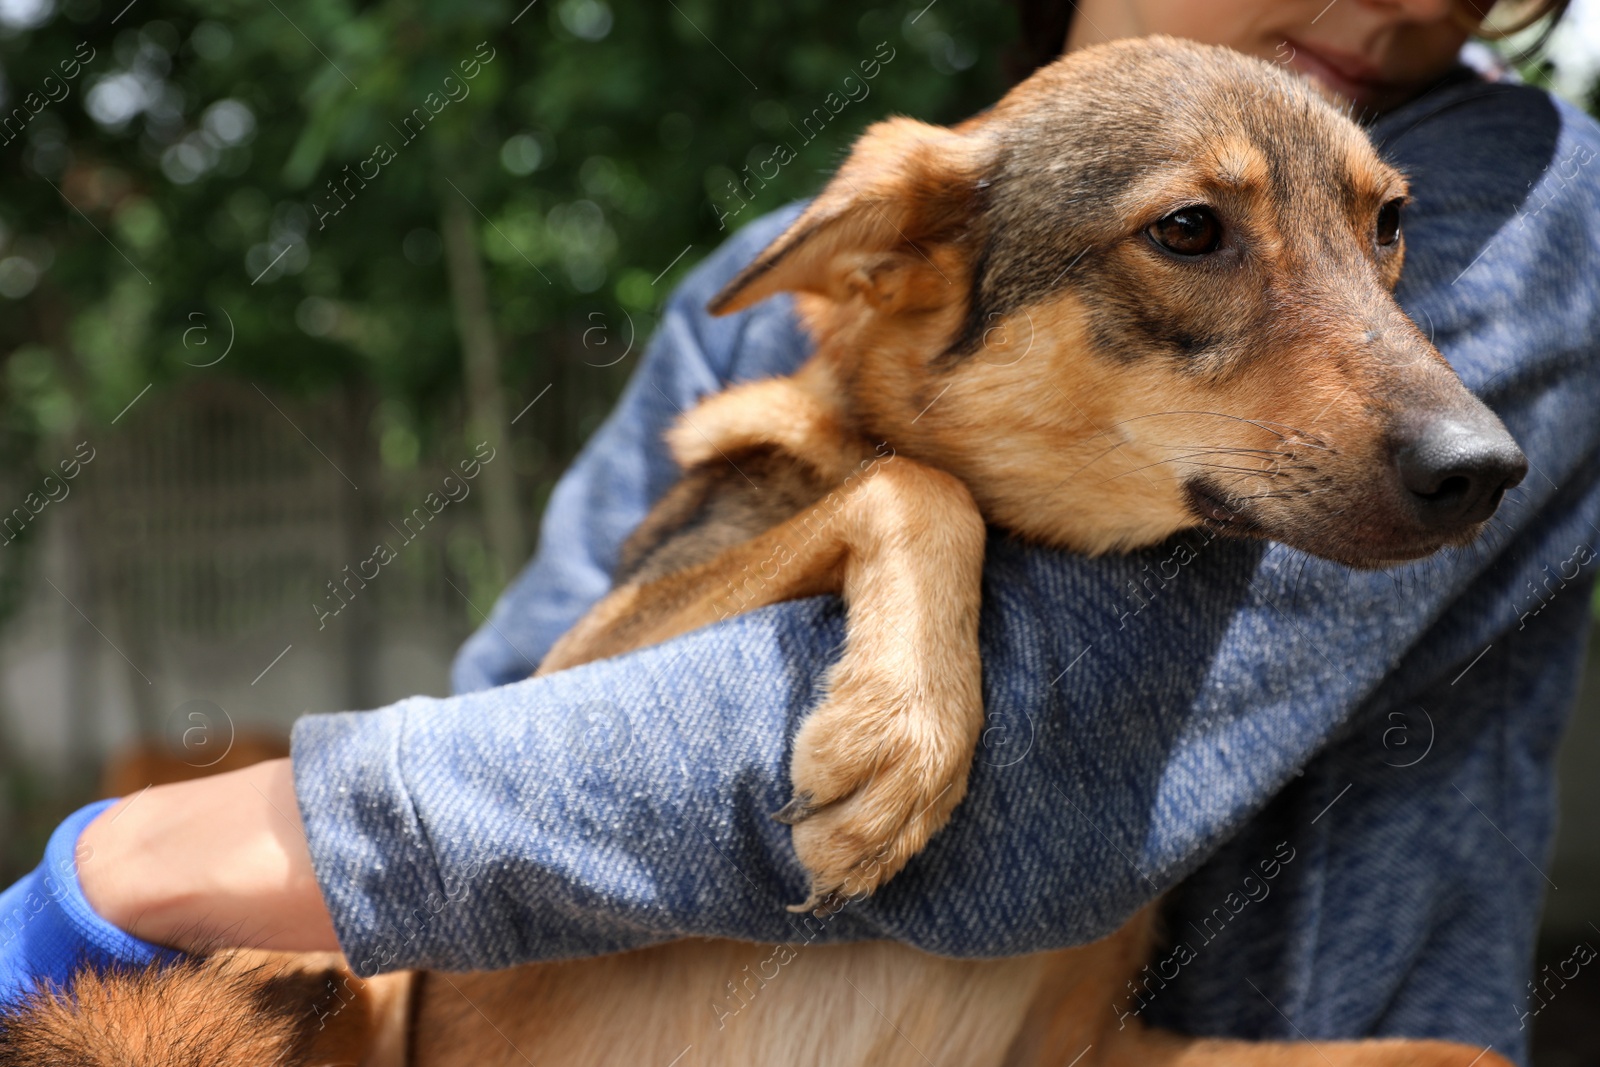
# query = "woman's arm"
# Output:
<box><xmin>78</xmin><ymin>759</ymin><xmax>336</xmax><ymax>954</ymax></box>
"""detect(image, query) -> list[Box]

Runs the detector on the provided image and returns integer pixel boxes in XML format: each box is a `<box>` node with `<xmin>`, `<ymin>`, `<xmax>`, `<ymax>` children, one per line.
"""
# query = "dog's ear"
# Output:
<box><xmin>708</xmin><ymin>117</ymin><xmax>993</xmax><ymax>316</ymax></box>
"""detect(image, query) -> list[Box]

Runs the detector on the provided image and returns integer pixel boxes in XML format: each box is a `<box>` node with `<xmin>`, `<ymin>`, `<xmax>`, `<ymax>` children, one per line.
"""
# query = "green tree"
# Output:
<box><xmin>0</xmin><ymin>0</ymin><xmax>1017</xmax><ymax>585</ymax></box>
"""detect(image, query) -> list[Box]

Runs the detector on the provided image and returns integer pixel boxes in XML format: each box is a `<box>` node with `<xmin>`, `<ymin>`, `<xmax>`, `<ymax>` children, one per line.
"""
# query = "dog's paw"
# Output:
<box><xmin>776</xmin><ymin>669</ymin><xmax>982</xmax><ymax>912</ymax></box>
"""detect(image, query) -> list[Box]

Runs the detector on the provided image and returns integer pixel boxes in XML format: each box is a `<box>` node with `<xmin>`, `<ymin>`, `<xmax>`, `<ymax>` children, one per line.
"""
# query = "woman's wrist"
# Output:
<box><xmin>77</xmin><ymin>757</ymin><xmax>341</xmax><ymax>955</ymax></box>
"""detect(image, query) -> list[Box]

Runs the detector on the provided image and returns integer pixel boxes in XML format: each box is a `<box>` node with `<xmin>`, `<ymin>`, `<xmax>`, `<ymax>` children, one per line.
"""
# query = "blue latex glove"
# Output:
<box><xmin>0</xmin><ymin>799</ymin><xmax>180</xmax><ymax>1004</ymax></box>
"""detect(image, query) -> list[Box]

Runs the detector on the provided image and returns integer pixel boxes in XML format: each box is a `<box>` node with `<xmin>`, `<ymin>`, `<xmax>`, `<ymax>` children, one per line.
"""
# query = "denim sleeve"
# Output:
<box><xmin>292</xmin><ymin>81</ymin><xmax>1600</xmax><ymax>1060</ymax></box>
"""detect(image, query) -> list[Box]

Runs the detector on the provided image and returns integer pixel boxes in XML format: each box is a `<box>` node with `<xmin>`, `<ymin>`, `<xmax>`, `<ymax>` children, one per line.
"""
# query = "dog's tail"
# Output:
<box><xmin>0</xmin><ymin>952</ymin><xmax>407</xmax><ymax>1067</ymax></box>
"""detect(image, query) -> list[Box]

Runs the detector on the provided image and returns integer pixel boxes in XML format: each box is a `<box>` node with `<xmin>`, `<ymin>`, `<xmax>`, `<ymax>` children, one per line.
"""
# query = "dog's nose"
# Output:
<box><xmin>1396</xmin><ymin>418</ymin><xmax>1527</xmax><ymax>528</ymax></box>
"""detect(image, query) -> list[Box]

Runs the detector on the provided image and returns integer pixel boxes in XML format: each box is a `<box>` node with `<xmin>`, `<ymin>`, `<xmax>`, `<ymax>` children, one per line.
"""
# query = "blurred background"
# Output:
<box><xmin>0</xmin><ymin>0</ymin><xmax>1596</xmax><ymax>1060</ymax></box>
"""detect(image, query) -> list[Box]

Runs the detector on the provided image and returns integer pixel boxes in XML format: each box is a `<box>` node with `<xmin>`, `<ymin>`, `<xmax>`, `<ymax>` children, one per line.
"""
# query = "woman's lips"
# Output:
<box><xmin>1281</xmin><ymin>38</ymin><xmax>1393</xmax><ymax>107</ymax></box>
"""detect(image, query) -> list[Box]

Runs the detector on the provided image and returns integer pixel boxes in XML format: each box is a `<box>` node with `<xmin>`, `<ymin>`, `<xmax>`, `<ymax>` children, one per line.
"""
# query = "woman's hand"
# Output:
<box><xmin>77</xmin><ymin>758</ymin><xmax>341</xmax><ymax>955</ymax></box>
<box><xmin>0</xmin><ymin>800</ymin><xmax>177</xmax><ymax>1003</ymax></box>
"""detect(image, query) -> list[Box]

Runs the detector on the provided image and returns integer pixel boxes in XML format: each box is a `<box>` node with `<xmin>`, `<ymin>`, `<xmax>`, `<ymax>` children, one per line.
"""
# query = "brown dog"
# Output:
<box><xmin>0</xmin><ymin>37</ymin><xmax>1525</xmax><ymax>1067</ymax></box>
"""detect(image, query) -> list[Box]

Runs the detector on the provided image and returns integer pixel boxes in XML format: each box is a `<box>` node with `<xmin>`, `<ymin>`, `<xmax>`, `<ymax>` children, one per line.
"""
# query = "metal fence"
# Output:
<box><xmin>0</xmin><ymin>379</ymin><xmax>481</xmax><ymax>774</ymax></box>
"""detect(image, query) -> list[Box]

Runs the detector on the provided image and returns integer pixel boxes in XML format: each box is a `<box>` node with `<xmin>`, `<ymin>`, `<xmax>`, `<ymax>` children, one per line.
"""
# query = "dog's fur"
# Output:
<box><xmin>0</xmin><ymin>38</ymin><xmax>1524</xmax><ymax>1067</ymax></box>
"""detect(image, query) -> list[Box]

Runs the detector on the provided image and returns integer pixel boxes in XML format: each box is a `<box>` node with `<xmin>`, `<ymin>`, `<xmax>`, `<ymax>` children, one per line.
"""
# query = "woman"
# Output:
<box><xmin>4</xmin><ymin>1</ymin><xmax>1595</xmax><ymax>1061</ymax></box>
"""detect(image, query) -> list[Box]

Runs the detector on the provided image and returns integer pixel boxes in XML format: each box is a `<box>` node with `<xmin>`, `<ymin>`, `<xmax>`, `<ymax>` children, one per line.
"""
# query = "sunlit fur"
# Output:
<box><xmin>0</xmin><ymin>952</ymin><xmax>405</xmax><ymax>1067</ymax></box>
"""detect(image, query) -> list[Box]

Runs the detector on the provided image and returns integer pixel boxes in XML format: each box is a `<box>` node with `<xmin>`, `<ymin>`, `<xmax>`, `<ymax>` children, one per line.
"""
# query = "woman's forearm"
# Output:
<box><xmin>77</xmin><ymin>758</ymin><xmax>340</xmax><ymax>955</ymax></box>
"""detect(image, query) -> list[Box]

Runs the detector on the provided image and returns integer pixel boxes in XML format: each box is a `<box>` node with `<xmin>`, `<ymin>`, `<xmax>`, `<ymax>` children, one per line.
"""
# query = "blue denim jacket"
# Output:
<box><xmin>292</xmin><ymin>74</ymin><xmax>1600</xmax><ymax>1063</ymax></box>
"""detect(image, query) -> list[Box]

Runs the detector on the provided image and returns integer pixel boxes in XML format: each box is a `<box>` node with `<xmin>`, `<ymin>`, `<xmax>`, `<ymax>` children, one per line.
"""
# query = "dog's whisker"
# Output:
<box><xmin>1167</xmin><ymin>454</ymin><xmax>1299</xmax><ymax>471</ymax></box>
<box><xmin>1111</xmin><ymin>410</ymin><xmax>1332</xmax><ymax>450</ymax></box>
<box><xmin>1254</xmin><ymin>491</ymin><xmax>1310</xmax><ymax>511</ymax></box>
<box><xmin>1048</xmin><ymin>437</ymin><xmax>1139</xmax><ymax>494</ymax></box>
<box><xmin>1139</xmin><ymin>443</ymin><xmax>1296</xmax><ymax>458</ymax></box>
<box><xmin>1093</xmin><ymin>456</ymin><xmax>1300</xmax><ymax>485</ymax></box>
<box><xmin>1152</xmin><ymin>453</ymin><xmax>1315</xmax><ymax>477</ymax></box>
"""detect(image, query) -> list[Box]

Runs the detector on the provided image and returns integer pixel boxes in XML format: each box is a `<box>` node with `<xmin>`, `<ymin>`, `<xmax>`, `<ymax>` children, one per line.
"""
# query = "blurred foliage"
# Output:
<box><xmin>1516</xmin><ymin>52</ymin><xmax>1600</xmax><ymax>116</ymax></box>
<box><xmin>0</xmin><ymin>0</ymin><xmax>1017</xmax><ymax>518</ymax></box>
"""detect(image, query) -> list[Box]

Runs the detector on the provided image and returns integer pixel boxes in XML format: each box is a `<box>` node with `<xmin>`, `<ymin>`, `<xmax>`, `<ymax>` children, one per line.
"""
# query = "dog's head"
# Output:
<box><xmin>711</xmin><ymin>36</ymin><xmax>1525</xmax><ymax>566</ymax></box>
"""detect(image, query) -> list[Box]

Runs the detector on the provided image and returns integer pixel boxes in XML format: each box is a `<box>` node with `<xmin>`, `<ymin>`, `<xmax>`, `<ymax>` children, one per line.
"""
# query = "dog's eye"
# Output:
<box><xmin>1148</xmin><ymin>208</ymin><xmax>1222</xmax><ymax>257</ymax></box>
<box><xmin>1376</xmin><ymin>199</ymin><xmax>1403</xmax><ymax>247</ymax></box>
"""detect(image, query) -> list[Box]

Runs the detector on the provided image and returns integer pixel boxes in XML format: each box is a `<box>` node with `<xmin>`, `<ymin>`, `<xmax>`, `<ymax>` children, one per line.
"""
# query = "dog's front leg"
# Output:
<box><xmin>541</xmin><ymin>447</ymin><xmax>987</xmax><ymax>910</ymax></box>
<box><xmin>777</xmin><ymin>456</ymin><xmax>987</xmax><ymax>910</ymax></box>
